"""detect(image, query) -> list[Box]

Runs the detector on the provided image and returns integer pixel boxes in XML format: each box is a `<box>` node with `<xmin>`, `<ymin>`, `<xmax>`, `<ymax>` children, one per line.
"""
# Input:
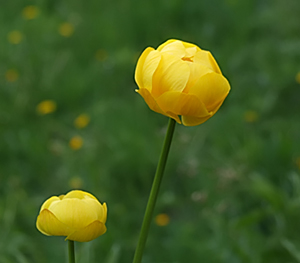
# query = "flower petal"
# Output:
<box><xmin>49</xmin><ymin>199</ymin><xmax>100</xmax><ymax>229</ymax></box>
<box><xmin>136</xmin><ymin>88</ymin><xmax>181</xmax><ymax>123</ymax></box>
<box><xmin>66</xmin><ymin>220</ymin><xmax>107</xmax><ymax>242</ymax></box>
<box><xmin>194</xmin><ymin>50</ymin><xmax>221</xmax><ymax>74</ymax></box>
<box><xmin>158</xmin><ymin>40</ymin><xmax>186</xmax><ymax>58</ymax></box>
<box><xmin>189</xmin><ymin>72</ymin><xmax>230</xmax><ymax>112</ymax></box>
<box><xmin>156</xmin><ymin>91</ymin><xmax>210</xmax><ymax>118</ymax></box>
<box><xmin>63</xmin><ymin>190</ymin><xmax>97</xmax><ymax>201</ymax></box>
<box><xmin>135</xmin><ymin>48</ymin><xmax>161</xmax><ymax>92</ymax></box>
<box><xmin>36</xmin><ymin>209</ymin><xmax>71</xmax><ymax>236</ymax></box>
<box><xmin>40</xmin><ymin>196</ymin><xmax>61</xmax><ymax>212</ymax></box>
<box><xmin>181</xmin><ymin>115</ymin><xmax>212</xmax><ymax>126</ymax></box>
<box><xmin>152</xmin><ymin>53</ymin><xmax>190</xmax><ymax>97</ymax></box>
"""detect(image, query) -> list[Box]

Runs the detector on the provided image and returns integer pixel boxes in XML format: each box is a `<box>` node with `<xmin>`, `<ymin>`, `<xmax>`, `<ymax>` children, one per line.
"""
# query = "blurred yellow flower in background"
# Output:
<box><xmin>36</xmin><ymin>190</ymin><xmax>107</xmax><ymax>242</ymax></box>
<box><xmin>296</xmin><ymin>72</ymin><xmax>300</xmax><ymax>84</ymax></box>
<box><xmin>5</xmin><ymin>69</ymin><xmax>19</xmax><ymax>82</ymax></box>
<box><xmin>22</xmin><ymin>5</ymin><xmax>40</xmax><ymax>20</ymax></box>
<box><xmin>95</xmin><ymin>49</ymin><xmax>108</xmax><ymax>61</ymax></box>
<box><xmin>135</xmin><ymin>39</ymin><xmax>230</xmax><ymax>126</ymax></box>
<box><xmin>295</xmin><ymin>157</ymin><xmax>300</xmax><ymax>170</ymax></box>
<box><xmin>155</xmin><ymin>213</ymin><xmax>170</xmax><ymax>226</ymax></box>
<box><xmin>58</xmin><ymin>22</ymin><xmax>74</xmax><ymax>37</ymax></box>
<box><xmin>69</xmin><ymin>177</ymin><xmax>83</xmax><ymax>189</ymax></box>
<box><xmin>74</xmin><ymin>114</ymin><xmax>90</xmax><ymax>129</ymax></box>
<box><xmin>69</xmin><ymin>136</ymin><xmax>83</xmax><ymax>150</ymax></box>
<box><xmin>36</xmin><ymin>100</ymin><xmax>57</xmax><ymax>115</ymax></box>
<box><xmin>244</xmin><ymin>110</ymin><xmax>258</xmax><ymax>123</ymax></box>
<box><xmin>7</xmin><ymin>30</ymin><xmax>23</xmax><ymax>44</ymax></box>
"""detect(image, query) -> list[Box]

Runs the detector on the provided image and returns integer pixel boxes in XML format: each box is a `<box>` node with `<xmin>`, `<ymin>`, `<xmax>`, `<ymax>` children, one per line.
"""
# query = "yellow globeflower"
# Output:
<box><xmin>36</xmin><ymin>100</ymin><xmax>56</xmax><ymax>115</ymax></box>
<box><xmin>22</xmin><ymin>5</ymin><xmax>40</xmax><ymax>20</ymax></box>
<box><xmin>69</xmin><ymin>136</ymin><xmax>83</xmax><ymax>150</ymax></box>
<box><xmin>74</xmin><ymin>114</ymin><xmax>90</xmax><ymax>129</ymax></box>
<box><xmin>36</xmin><ymin>100</ymin><xmax>57</xmax><ymax>115</ymax></box>
<box><xmin>36</xmin><ymin>190</ymin><xmax>107</xmax><ymax>242</ymax></box>
<box><xmin>135</xmin><ymin>39</ymin><xmax>231</xmax><ymax>126</ymax></box>
<box><xmin>58</xmin><ymin>22</ymin><xmax>74</xmax><ymax>37</ymax></box>
<box><xmin>296</xmin><ymin>72</ymin><xmax>300</xmax><ymax>84</ymax></box>
<box><xmin>5</xmin><ymin>69</ymin><xmax>19</xmax><ymax>82</ymax></box>
<box><xmin>8</xmin><ymin>30</ymin><xmax>23</xmax><ymax>44</ymax></box>
<box><xmin>155</xmin><ymin>213</ymin><xmax>170</xmax><ymax>226</ymax></box>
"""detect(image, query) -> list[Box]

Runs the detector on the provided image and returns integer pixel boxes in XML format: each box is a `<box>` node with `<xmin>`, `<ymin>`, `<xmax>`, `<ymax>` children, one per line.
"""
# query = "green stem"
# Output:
<box><xmin>68</xmin><ymin>240</ymin><xmax>75</xmax><ymax>263</ymax></box>
<box><xmin>132</xmin><ymin>118</ymin><xmax>176</xmax><ymax>263</ymax></box>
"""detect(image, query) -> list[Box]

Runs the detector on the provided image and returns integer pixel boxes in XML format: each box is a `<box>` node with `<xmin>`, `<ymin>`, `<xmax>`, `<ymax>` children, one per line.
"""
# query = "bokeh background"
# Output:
<box><xmin>1</xmin><ymin>0</ymin><xmax>300</xmax><ymax>262</ymax></box>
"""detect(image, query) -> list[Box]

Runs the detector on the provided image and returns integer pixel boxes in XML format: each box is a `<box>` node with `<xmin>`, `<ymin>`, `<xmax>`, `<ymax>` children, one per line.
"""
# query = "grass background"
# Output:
<box><xmin>1</xmin><ymin>0</ymin><xmax>300</xmax><ymax>262</ymax></box>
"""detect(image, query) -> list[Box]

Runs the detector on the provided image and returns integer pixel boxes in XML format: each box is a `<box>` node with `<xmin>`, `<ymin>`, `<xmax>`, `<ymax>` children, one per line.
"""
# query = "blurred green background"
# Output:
<box><xmin>1</xmin><ymin>0</ymin><xmax>300</xmax><ymax>262</ymax></box>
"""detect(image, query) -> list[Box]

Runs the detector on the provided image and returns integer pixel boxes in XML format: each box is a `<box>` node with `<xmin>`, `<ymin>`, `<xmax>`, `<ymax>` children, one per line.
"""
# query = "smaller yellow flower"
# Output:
<box><xmin>36</xmin><ymin>100</ymin><xmax>57</xmax><ymax>115</ymax></box>
<box><xmin>155</xmin><ymin>213</ymin><xmax>170</xmax><ymax>226</ymax></box>
<box><xmin>5</xmin><ymin>69</ymin><xmax>19</xmax><ymax>82</ymax></box>
<box><xmin>295</xmin><ymin>72</ymin><xmax>300</xmax><ymax>84</ymax></box>
<box><xmin>36</xmin><ymin>190</ymin><xmax>107</xmax><ymax>242</ymax></box>
<box><xmin>69</xmin><ymin>177</ymin><xmax>83</xmax><ymax>189</ymax></box>
<box><xmin>58</xmin><ymin>22</ymin><xmax>74</xmax><ymax>37</ymax></box>
<box><xmin>244</xmin><ymin>110</ymin><xmax>258</xmax><ymax>123</ymax></box>
<box><xmin>74</xmin><ymin>114</ymin><xmax>90</xmax><ymax>129</ymax></box>
<box><xmin>22</xmin><ymin>5</ymin><xmax>40</xmax><ymax>20</ymax></box>
<box><xmin>69</xmin><ymin>136</ymin><xmax>83</xmax><ymax>150</ymax></box>
<box><xmin>8</xmin><ymin>30</ymin><xmax>23</xmax><ymax>44</ymax></box>
<box><xmin>95</xmin><ymin>49</ymin><xmax>108</xmax><ymax>61</ymax></box>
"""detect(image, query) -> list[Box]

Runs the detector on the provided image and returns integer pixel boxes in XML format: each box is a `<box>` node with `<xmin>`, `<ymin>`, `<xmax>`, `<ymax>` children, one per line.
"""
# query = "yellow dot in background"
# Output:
<box><xmin>5</xmin><ymin>69</ymin><xmax>19</xmax><ymax>82</ymax></box>
<box><xmin>69</xmin><ymin>136</ymin><xmax>83</xmax><ymax>150</ymax></box>
<box><xmin>295</xmin><ymin>157</ymin><xmax>300</xmax><ymax>170</ymax></box>
<box><xmin>7</xmin><ymin>30</ymin><xmax>23</xmax><ymax>44</ymax></box>
<box><xmin>58</xmin><ymin>22</ymin><xmax>74</xmax><ymax>37</ymax></box>
<box><xmin>74</xmin><ymin>114</ymin><xmax>90</xmax><ymax>129</ymax></box>
<box><xmin>95</xmin><ymin>49</ymin><xmax>108</xmax><ymax>61</ymax></box>
<box><xmin>36</xmin><ymin>100</ymin><xmax>57</xmax><ymax>115</ymax></box>
<box><xmin>295</xmin><ymin>72</ymin><xmax>300</xmax><ymax>84</ymax></box>
<box><xmin>69</xmin><ymin>176</ymin><xmax>83</xmax><ymax>189</ymax></box>
<box><xmin>155</xmin><ymin>213</ymin><xmax>170</xmax><ymax>226</ymax></box>
<box><xmin>22</xmin><ymin>5</ymin><xmax>40</xmax><ymax>20</ymax></box>
<box><xmin>244</xmin><ymin>110</ymin><xmax>258</xmax><ymax>123</ymax></box>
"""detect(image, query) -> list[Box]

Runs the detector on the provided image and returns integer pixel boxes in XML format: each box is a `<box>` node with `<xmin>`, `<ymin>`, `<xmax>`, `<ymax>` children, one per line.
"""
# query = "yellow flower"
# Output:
<box><xmin>296</xmin><ymin>72</ymin><xmax>300</xmax><ymax>84</ymax></box>
<box><xmin>69</xmin><ymin>177</ymin><xmax>83</xmax><ymax>189</ymax></box>
<box><xmin>74</xmin><ymin>114</ymin><xmax>90</xmax><ymax>129</ymax></box>
<box><xmin>244</xmin><ymin>110</ymin><xmax>258</xmax><ymax>123</ymax></box>
<box><xmin>69</xmin><ymin>136</ymin><xmax>83</xmax><ymax>150</ymax></box>
<box><xmin>22</xmin><ymin>5</ymin><xmax>40</xmax><ymax>20</ymax></box>
<box><xmin>135</xmin><ymin>39</ymin><xmax>231</xmax><ymax>126</ymax></box>
<box><xmin>58</xmin><ymin>22</ymin><xmax>74</xmax><ymax>37</ymax></box>
<box><xmin>36</xmin><ymin>100</ymin><xmax>57</xmax><ymax>115</ymax></box>
<box><xmin>95</xmin><ymin>49</ymin><xmax>108</xmax><ymax>61</ymax></box>
<box><xmin>155</xmin><ymin>213</ymin><xmax>170</xmax><ymax>226</ymax></box>
<box><xmin>5</xmin><ymin>69</ymin><xmax>19</xmax><ymax>82</ymax></box>
<box><xmin>36</xmin><ymin>190</ymin><xmax>107</xmax><ymax>242</ymax></box>
<box><xmin>7</xmin><ymin>30</ymin><xmax>23</xmax><ymax>44</ymax></box>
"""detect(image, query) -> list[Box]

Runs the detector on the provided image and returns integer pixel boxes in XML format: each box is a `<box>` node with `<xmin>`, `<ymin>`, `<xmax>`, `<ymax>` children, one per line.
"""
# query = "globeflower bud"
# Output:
<box><xmin>135</xmin><ymin>39</ymin><xmax>231</xmax><ymax>126</ymax></box>
<box><xmin>36</xmin><ymin>190</ymin><xmax>107</xmax><ymax>242</ymax></box>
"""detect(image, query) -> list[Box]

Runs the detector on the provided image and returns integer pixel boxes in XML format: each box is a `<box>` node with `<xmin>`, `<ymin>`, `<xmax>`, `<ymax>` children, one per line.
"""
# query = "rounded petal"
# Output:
<box><xmin>152</xmin><ymin>53</ymin><xmax>190</xmax><ymax>97</ymax></box>
<box><xmin>156</xmin><ymin>91</ymin><xmax>210</xmax><ymax>118</ymax></box>
<box><xmin>63</xmin><ymin>190</ymin><xmax>97</xmax><ymax>201</ymax></box>
<box><xmin>189</xmin><ymin>72</ymin><xmax>230</xmax><ymax>112</ymax></box>
<box><xmin>135</xmin><ymin>48</ymin><xmax>161</xmax><ymax>92</ymax></box>
<box><xmin>102</xmin><ymin>203</ymin><xmax>107</xmax><ymax>224</ymax></box>
<box><xmin>181</xmin><ymin>115</ymin><xmax>212</xmax><ymax>126</ymax></box>
<box><xmin>40</xmin><ymin>196</ymin><xmax>61</xmax><ymax>212</ymax></box>
<box><xmin>49</xmin><ymin>199</ymin><xmax>100</xmax><ymax>229</ymax></box>
<box><xmin>66</xmin><ymin>220</ymin><xmax>107</xmax><ymax>242</ymax></box>
<box><xmin>158</xmin><ymin>40</ymin><xmax>186</xmax><ymax>58</ymax></box>
<box><xmin>157</xmin><ymin>39</ymin><xmax>201</xmax><ymax>52</ymax></box>
<box><xmin>194</xmin><ymin>50</ymin><xmax>221</xmax><ymax>74</ymax></box>
<box><xmin>136</xmin><ymin>88</ymin><xmax>181</xmax><ymax>123</ymax></box>
<box><xmin>36</xmin><ymin>209</ymin><xmax>71</xmax><ymax>236</ymax></box>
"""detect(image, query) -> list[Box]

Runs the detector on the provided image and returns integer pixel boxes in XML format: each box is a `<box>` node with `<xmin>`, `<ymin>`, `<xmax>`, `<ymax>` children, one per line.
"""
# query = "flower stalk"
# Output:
<box><xmin>68</xmin><ymin>240</ymin><xmax>75</xmax><ymax>263</ymax></box>
<box><xmin>132</xmin><ymin>118</ymin><xmax>176</xmax><ymax>263</ymax></box>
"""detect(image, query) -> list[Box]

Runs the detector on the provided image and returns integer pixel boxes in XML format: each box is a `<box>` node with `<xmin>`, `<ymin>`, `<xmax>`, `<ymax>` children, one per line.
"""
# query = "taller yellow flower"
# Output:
<box><xmin>135</xmin><ymin>39</ymin><xmax>230</xmax><ymax>126</ymax></box>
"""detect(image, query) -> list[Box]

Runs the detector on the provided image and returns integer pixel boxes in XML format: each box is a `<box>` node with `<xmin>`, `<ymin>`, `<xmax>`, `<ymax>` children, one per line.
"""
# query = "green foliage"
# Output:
<box><xmin>1</xmin><ymin>0</ymin><xmax>300</xmax><ymax>262</ymax></box>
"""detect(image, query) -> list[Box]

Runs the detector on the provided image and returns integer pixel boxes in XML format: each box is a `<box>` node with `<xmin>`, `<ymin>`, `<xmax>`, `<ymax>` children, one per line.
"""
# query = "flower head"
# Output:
<box><xmin>36</xmin><ymin>190</ymin><xmax>107</xmax><ymax>242</ymax></box>
<box><xmin>5</xmin><ymin>69</ymin><xmax>19</xmax><ymax>82</ymax></box>
<box><xmin>58</xmin><ymin>22</ymin><xmax>74</xmax><ymax>37</ymax></box>
<box><xmin>155</xmin><ymin>213</ymin><xmax>170</xmax><ymax>226</ymax></box>
<box><xmin>22</xmin><ymin>5</ymin><xmax>40</xmax><ymax>20</ymax></box>
<box><xmin>36</xmin><ymin>100</ymin><xmax>57</xmax><ymax>115</ymax></box>
<box><xmin>8</xmin><ymin>30</ymin><xmax>23</xmax><ymax>44</ymax></box>
<box><xmin>69</xmin><ymin>136</ymin><xmax>83</xmax><ymax>150</ymax></box>
<box><xmin>74</xmin><ymin>114</ymin><xmax>90</xmax><ymax>129</ymax></box>
<box><xmin>135</xmin><ymin>39</ymin><xmax>230</xmax><ymax>126</ymax></box>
